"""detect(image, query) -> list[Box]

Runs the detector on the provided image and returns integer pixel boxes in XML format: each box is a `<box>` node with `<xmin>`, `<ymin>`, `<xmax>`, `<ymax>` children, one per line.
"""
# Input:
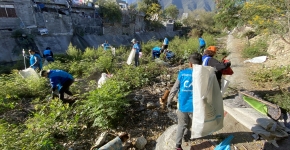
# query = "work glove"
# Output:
<box><xmin>225</xmin><ymin>61</ymin><xmax>231</xmax><ymax>68</ymax></box>
<box><xmin>139</xmin><ymin>52</ymin><xmax>142</xmax><ymax>58</ymax></box>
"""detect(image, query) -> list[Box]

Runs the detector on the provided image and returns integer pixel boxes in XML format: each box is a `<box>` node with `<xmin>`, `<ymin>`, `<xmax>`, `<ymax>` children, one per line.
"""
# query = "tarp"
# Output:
<box><xmin>243</xmin><ymin>96</ymin><xmax>268</xmax><ymax>115</ymax></box>
<box><xmin>191</xmin><ymin>65</ymin><xmax>224</xmax><ymax>138</ymax></box>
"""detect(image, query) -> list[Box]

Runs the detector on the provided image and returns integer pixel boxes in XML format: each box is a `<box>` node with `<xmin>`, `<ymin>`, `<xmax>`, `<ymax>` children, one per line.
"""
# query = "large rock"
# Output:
<box><xmin>155</xmin><ymin>124</ymin><xmax>191</xmax><ymax>150</ymax></box>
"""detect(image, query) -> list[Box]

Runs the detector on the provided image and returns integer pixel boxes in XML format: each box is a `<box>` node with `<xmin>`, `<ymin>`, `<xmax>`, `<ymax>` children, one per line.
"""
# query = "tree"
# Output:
<box><xmin>98</xmin><ymin>1</ymin><xmax>122</xmax><ymax>23</ymax></box>
<box><xmin>137</xmin><ymin>0</ymin><xmax>162</xmax><ymax>21</ymax></box>
<box><xmin>214</xmin><ymin>0</ymin><xmax>246</xmax><ymax>29</ymax></box>
<box><xmin>240</xmin><ymin>0</ymin><xmax>290</xmax><ymax>44</ymax></box>
<box><xmin>164</xmin><ymin>4</ymin><xmax>179</xmax><ymax>19</ymax></box>
<box><xmin>183</xmin><ymin>9</ymin><xmax>215</xmax><ymax>32</ymax></box>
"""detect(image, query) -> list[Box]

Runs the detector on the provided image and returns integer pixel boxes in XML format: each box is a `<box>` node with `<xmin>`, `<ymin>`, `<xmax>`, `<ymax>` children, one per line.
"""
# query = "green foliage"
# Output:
<box><xmin>82</xmin><ymin>47</ymin><xmax>99</xmax><ymax>59</ymax></box>
<box><xmin>99</xmin><ymin>1</ymin><xmax>122</xmax><ymax>23</ymax></box>
<box><xmin>214</xmin><ymin>0</ymin><xmax>245</xmax><ymax>29</ymax></box>
<box><xmin>266</xmin><ymin>92</ymin><xmax>290</xmax><ymax>112</ymax></box>
<box><xmin>242</xmin><ymin>39</ymin><xmax>268</xmax><ymax>58</ymax></box>
<box><xmin>183</xmin><ymin>9</ymin><xmax>216</xmax><ymax>33</ymax></box>
<box><xmin>86</xmin><ymin>80</ymin><xmax>130</xmax><ymax>128</ymax></box>
<box><xmin>164</xmin><ymin>4</ymin><xmax>179</xmax><ymax>19</ymax></box>
<box><xmin>66</xmin><ymin>43</ymin><xmax>82</xmax><ymax>60</ymax></box>
<box><xmin>240</xmin><ymin>0</ymin><xmax>288</xmax><ymax>35</ymax></box>
<box><xmin>95</xmin><ymin>51</ymin><xmax>113</xmax><ymax>72</ymax></box>
<box><xmin>250</xmin><ymin>65</ymin><xmax>290</xmax><ymax>83</ymax></box>
<box><xmin>137</xmin><ymin>0</ymin><xmax>162</xmax><ymax>21</ymax></box>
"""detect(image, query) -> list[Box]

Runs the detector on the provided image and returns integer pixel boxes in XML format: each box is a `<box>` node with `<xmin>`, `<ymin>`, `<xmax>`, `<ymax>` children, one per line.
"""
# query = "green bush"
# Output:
<box><xmin>86</xmin><ymin>80</ymin><xmax>130</xmax><ymax>128</ymax></box>
<box><xmin>250</xmin><ymin>65</ymin><xmax>290</xmax><ymax>83</ymax></box>
<box><xmin>66</xmin><ymin>44</ymin><xmax>82</xmax><ymax>60</ymax></box>
<box><xmin>266</xmin><ymin>92</ymin><xmax>290</xmax><ymax>112</ymax></box>
<box><xmin>242</xmin><ymin>39</ymin><xmax>268</xmax><ymax>58</ymax></box>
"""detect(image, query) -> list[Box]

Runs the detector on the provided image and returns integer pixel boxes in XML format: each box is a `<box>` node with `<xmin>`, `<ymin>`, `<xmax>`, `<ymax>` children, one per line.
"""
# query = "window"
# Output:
<box><xmin>0</xmin><ymin>5</ymin><xmax>17</xmax><ymax>17</ymax></box>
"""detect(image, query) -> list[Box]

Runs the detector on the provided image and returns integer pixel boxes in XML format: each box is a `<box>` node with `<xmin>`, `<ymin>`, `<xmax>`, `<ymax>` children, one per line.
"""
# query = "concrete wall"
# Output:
<box><xmin>0</xmin><ymin>0</ymin><xmax>35</xmax><ymax>29</ymax></box>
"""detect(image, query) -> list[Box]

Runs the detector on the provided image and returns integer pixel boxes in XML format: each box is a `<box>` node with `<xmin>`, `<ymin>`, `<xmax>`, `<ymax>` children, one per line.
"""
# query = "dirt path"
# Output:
<box><xmin>216</xmin><ymin>34</ymin><xmax>290</xmax><ymax>150</ymax></box>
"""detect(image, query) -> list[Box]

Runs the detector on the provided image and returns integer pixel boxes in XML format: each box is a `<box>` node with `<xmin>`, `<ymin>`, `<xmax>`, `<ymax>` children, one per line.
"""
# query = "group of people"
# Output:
<box><xmin>25</xmin><ymin>47</ymin><xmax>75</xmax><ymax>104</ymax></box>
<box><xmin>27</xmin><ymin>47</ymin><xmax>54</xmax><ymax>71</ymax></box>
<box><xmin>167</xmin><ymin>46</ymin><xmax>231</xmax><ymax>150</ymax></box>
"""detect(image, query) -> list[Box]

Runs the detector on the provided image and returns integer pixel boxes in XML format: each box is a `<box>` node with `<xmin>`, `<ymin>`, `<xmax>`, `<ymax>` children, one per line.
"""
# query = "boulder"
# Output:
<box><xmin>135</xmin><ymin>136</ymin><xmax>147</xmax><ymax>149</ymax></box>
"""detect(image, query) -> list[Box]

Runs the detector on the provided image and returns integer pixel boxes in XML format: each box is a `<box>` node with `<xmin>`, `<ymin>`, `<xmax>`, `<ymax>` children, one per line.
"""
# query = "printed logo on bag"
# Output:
<box><xmin>184</xmin><ymin>80</ymin><xmax>192</xmax><ymax>88</ymax></box>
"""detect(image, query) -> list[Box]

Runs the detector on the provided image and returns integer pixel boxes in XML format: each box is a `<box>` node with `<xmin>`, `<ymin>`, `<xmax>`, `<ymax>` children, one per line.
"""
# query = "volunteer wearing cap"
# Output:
<box><xmin>28</xmin><ymin>49</ymin><xmax>43</xmax><ymax>71</ymax></box>
<box><xmin>131</xmin><ymin>38</ymin><xmax>140</xmax><ymax>67</ymax></box>
<box><xmin>202</xmin><ymin>46</ymin><xmax>231</xmax><ymax>88</ymax></box>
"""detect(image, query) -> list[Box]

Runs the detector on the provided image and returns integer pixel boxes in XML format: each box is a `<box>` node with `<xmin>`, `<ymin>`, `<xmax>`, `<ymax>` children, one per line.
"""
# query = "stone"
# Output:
<box><xmin>94</xmin><ymin>132</ymin><xmax>108</xmax><ymax>148</ymax></box>
<box><xmin>135</xmin><ymin>136</ymin><xmax>147</xmax><ymax>149</ymax></box>
<box><xmin>146</xmin><ymin>102</ymin><xmax>156</xmax><ymax>109</ymax></box>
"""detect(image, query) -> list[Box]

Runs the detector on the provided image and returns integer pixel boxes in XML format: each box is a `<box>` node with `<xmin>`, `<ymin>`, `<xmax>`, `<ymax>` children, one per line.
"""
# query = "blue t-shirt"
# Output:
<box><xmin>199</xmin><ymin>37</ymin><xmax>206</xmax><ymax>47</ymax></box>
<box><xmin>178</xmin><ymin>68</ymin><xmax>194</xmax><ymax>112</ymax></box>
<box><xmin>133</xmin><ymin>43</ymin><xmax>140</xmax><ymax>53</ymax></box>
<box><xmin>48</xmin><ymin>70</ymin><xmax>73</xmax><ymax>90</ymax></box>
<box><xmin>163</xmin><ymin>38</ymin><xmax>169</xmax><ymax>45</ymax></box>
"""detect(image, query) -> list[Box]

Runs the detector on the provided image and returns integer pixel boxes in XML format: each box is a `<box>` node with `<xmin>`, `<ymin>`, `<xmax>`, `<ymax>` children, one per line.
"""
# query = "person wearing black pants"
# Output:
<box><xmin>40</xmin><ymin>69</ymin><xmax>75</xmax><ymax>103</ymax></box>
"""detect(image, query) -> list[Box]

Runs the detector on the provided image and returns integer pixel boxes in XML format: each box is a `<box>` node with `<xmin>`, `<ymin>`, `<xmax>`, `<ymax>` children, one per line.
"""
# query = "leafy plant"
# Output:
<box><xmin>242</xmin><ymin>39</ymin><xmax>268</xmax><ymax>58</ymax></box>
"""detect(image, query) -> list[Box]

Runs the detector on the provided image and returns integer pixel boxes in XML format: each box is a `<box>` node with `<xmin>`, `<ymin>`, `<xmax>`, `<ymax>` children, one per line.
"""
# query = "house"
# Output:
<box><xmin>0</xmin><ymin>0</ymin><xmax>35</xmax><ymax>31</ymax></box>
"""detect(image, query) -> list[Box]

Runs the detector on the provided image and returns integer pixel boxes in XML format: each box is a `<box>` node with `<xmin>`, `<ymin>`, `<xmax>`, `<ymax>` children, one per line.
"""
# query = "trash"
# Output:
<box><xmin>243</xmin><ymin>56</ymin><xmax>267</xmax><ymax>63</ymax></box>
<box><xmin>19</xmin><ymin>68</ymin><xmax>40</xmax><ymax>79</ymax></box>
<box><xmin>214</xmin><ymin>135</ymin><xmax>234</xmax><ymax>150</ymax></box>
<box><xmin>98</xmin><ymin>73</ymin><xmax>108</xmax><ymax>88</ymax></box>
<box><xmin>251</xmin><ymin>118</ymin><xmax>289</xmax><ymax>148</ymax></box>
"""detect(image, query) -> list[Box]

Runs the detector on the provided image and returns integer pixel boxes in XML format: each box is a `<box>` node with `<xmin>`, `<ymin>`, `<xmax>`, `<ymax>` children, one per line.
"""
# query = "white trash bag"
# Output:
<box><xmin>19</xmin><ymin>68</ymin><xmax>40</xmax><ymax>79</ymax></box>
<box><xmin>191</xmin><ymin>65</ymin><xmax>224</xmax><ymax>138</ymax></box>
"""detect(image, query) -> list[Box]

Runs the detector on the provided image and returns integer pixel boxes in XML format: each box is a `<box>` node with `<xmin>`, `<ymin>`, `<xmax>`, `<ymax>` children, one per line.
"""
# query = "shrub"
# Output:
<box><xmin>250</xmin><ymin>65</ymin><xmax>290</xmax><ymax>83</ymax></box>
<box><xmin>86</xmin><ymin>80</ymin><xmax>130</xmax><ymax>128</ymax></box>
<box><xmin>242</xmin><ymin>39</ymin><xmax>268</xmax><ymax>58</ymax></box>
<box><xmin>266</xmin><ymin>91</ymin><xmax>290</xmax><ymax>112</ymax></box>
<box><xmin>66</xmin><ymin>44</ymin><xmax>82</xmax><ymax>60</ymax></box>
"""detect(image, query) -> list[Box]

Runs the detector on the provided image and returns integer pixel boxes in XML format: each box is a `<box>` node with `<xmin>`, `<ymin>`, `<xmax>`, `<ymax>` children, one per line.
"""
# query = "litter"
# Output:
<box><xmin>243</xmin><ymin>56</ymin><xmax>267</xmax><ymax>63</ymax></box>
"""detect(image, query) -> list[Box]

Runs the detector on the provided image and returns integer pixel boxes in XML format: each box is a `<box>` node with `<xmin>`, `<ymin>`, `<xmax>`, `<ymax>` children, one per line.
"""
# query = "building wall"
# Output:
<box><xmin>0</xmin><ymin>0</ymin><xmax>35</xmax><ymax>29</ymax></box>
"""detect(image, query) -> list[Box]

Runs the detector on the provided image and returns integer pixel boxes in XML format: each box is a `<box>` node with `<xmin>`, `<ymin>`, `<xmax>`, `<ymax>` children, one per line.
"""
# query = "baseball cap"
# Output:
<box><xmin>131</xmin><ymin>38</ymin><xmax>136</xmax><ymax>43</ymax></box>
<box><xmin>206</xmin><ymin>46</ymin><xmax>217</xmax><ymax>52</ymax></box>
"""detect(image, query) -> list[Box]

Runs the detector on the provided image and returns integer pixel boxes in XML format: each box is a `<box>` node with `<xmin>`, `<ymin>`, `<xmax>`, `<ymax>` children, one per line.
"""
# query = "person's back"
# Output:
<box><xmin>198</xmin><ymin>37</ymin><xmax>206</xmax><ymax>53</ymax></box>
<box><xmin>48</xmin><ymin>70</ymin><xmax>73</xmax><ymax>86</ymax></box>
<box><xmin>43</xmin><ymin>47</ymin><xmax>54</xmax><ymax>62</ymax></box>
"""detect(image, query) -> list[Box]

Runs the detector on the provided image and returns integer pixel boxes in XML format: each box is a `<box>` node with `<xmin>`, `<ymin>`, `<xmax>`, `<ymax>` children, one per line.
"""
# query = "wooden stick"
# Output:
<box><xmin>239</xmin><ymin>91</ymin><xmax>277</xmax><ymax>108</ymax></box>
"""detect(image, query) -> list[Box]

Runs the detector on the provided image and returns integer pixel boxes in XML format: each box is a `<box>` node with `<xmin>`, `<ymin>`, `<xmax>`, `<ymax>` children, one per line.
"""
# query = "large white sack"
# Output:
<box><xmin>191</xmin><ymin>65</ymin><xmax>224</xmax><ymax>138</ymax></box>
<box><xmin>126</xmin><ymin>49</ymin><xmax>136</xmax><ymax>65</ymax></box>
<box><xmin>19</xmin><ymin>68</ymin><xmax>40</xmax><ymax>79</ymax></box>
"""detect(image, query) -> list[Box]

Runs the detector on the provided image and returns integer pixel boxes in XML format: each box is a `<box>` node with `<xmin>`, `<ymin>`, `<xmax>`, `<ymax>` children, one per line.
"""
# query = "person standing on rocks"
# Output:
<box><xmin>202</xmin><ymin>46</ymin><xmax>231</xmax><ymax>88</ymax></box>
<box><xmin>167</xmin><ymin>52</ymin><xmax>202</xmax><ymax>150</ymax></box>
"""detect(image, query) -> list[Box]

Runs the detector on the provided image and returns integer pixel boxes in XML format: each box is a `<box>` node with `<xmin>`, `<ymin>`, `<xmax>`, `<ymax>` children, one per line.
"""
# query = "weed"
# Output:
<box><xmin>242</xmin><ymin>39</ymin><xmax>268</xmax><ymax>58</ymax></box>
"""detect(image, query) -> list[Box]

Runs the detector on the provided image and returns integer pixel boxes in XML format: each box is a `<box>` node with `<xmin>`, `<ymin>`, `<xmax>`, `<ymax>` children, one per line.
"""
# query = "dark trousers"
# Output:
<box><xmin>135</xmin><ymin>52</ymin><xmax>139</xmax><ymax>67</ymax></box>
<box><xmin>59</xmin><ymin>79</ymin><xmax>74</xmax><ymax>101</ymax></box>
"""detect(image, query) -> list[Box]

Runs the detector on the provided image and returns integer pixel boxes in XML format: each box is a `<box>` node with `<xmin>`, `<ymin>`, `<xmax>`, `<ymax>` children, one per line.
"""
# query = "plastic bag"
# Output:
<box><xmin>191</xmin><ymin>65</ymin><xmax>224</xmax><ymax>138</ymax></box>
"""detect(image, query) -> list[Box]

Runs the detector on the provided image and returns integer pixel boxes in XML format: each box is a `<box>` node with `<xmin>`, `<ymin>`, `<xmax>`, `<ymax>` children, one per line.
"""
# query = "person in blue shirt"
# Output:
<box><xmin>28</xmin><ymin>49</ymin><xmax>42</xmax><ymax>71</ymax></box>
<box><xmin>131</xmin><ymin>38</ymin><xmax>140</xmax><ymax>66</ymax></box>
<box><xmin>103</xmin><ymin>41</ymin><xmax>111</xmax><ymax>50</ymax></box>
<box><xmin>162</xmin><ymin>37</ymin><xmax>169</xmax><ymax>51</ymax></box>
<box><xmin>43</xmin><ymin>47</ymin><xmax>54</xmax><ymax>62</ymax></box>
<box><xmin>152</xmin><ymin>46</ymin><xmax>162</xmax><ymax>60</ymax></box>
<box><xmin>198</xmin><ymin>35</ymin><xmax>206</xmax><ymax>54</ymax></box>
<box><xmin>40</xmin><ymin>69</ymin><xmax>74</xmax><ymax>103</ymax></box>
<box><xmin>167</xmin><ymin>52</ymin><xmax>202</xmax><ymax>150</ymax></box>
